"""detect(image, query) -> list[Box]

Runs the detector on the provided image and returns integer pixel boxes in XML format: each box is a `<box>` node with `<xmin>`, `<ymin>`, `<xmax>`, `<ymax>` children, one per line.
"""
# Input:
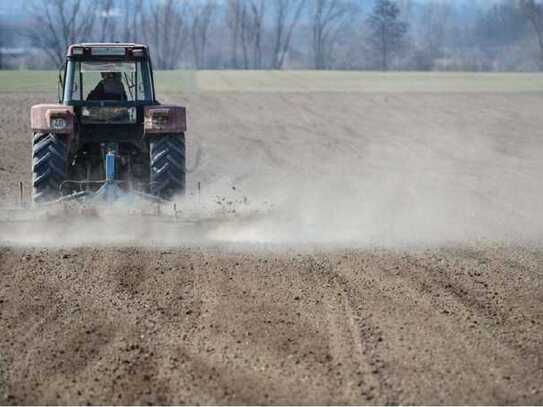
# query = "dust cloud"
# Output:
<box><xmin>2</xmin><ymin>92</ymin><xmax>543</xmax><ymax>248</ymax></box>
<box><xmin>2</xmin><ymin>144</ymin><xmax>543</xmax><ymax>248</ymax></box>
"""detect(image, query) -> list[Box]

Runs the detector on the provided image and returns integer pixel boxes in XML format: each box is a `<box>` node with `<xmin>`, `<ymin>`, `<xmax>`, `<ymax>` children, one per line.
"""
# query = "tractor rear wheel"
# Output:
<box><xmin>149</xmin><ymin>133</ymin><xmax>186</xmax><ymax>200</ymax></box>
<box><xmin>32</xmin><ymin>133</ymin><xmax>67</xmax><ymax>204</ymax></box>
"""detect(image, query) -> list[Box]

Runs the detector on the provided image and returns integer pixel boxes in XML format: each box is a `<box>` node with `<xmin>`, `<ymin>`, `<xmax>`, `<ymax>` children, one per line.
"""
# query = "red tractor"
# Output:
<box><xmin>30</xmin><ymin>43</ymin><xmax>186</xmax><ymax>204</ymax></box>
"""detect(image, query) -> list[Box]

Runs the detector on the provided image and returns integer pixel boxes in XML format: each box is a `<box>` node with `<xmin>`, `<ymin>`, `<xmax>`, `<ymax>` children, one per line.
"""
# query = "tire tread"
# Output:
<box><xmin>32</xmin><ymin>133</ymin><xmax>66</xmax><ymax>203</ymax></box>
<box><xmin>149</xmin><ymin>133</ymin><xmax>186</xmax><ymax>199</ymax></box>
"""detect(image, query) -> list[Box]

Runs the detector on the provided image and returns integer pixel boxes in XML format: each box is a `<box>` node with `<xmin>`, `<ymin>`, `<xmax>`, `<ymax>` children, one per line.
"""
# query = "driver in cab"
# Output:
<box><xmin>88</xmin><ymin>72</ymin><xmax>127</xmax><ymax>101</ymax></box>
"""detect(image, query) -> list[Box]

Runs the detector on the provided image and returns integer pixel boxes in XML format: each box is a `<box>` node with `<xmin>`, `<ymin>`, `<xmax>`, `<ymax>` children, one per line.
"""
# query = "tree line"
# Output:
<box><xmin>3</xmin><ymin>0</ymin><xmax>543</xmax><ymax>71</ymax></box>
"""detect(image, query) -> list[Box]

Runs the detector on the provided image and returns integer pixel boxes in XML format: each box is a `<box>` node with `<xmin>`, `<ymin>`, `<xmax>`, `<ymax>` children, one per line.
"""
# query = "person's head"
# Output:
<box><xmin>101</xmin><ymin>72</ymin><xmax>121</xmax><ymax>81</ymax></box>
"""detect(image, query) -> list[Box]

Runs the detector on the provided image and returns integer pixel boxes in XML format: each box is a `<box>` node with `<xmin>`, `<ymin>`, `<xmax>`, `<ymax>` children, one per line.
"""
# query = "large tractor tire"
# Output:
<box><xmin>32</xmin><ymin>133</ymin><xmax>67</xmax><ymax>204</ymax></box>
<box><xmin>149</xmin><ymin>133</ymin><xmax>186</xmax><ymax>200</ymax></box>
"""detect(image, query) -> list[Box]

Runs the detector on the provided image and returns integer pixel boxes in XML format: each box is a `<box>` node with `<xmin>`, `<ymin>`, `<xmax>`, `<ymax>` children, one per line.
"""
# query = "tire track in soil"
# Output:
<box><xmin>334</xmin><ymin>249</ymin><xmax>543</xmax><ymax>405</ymax></box>
<box><xmin>306</xmin><ymin>255</ymin><xmax>397</xmax><ymax>405</ymax></box>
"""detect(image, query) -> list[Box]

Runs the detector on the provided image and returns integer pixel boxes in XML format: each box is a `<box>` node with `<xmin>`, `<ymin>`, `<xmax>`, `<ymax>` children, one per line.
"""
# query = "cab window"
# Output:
<box><xmin>66</xmin><ymin>60</ymin><xmax>153</xmax><ymax>102</ymax></box>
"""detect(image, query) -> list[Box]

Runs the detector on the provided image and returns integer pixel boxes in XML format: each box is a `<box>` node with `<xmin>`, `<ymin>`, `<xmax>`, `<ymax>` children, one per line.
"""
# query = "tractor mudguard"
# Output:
<box><xmin>144</xmin><ymin>105</ymin><xmax>187</xmax><ymax>135</ymax></box>
<box><xmin>31</xmin><ymin>104</ymin><xmax>75</xmax><ymax>138</ymax></box>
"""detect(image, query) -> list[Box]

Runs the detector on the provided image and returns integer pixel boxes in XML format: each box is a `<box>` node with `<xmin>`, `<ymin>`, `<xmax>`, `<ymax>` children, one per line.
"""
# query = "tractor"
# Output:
<box><xmin>30</xmin><ymin>43</ymin><xmax>186</xmax><ymax>205</ymax></box>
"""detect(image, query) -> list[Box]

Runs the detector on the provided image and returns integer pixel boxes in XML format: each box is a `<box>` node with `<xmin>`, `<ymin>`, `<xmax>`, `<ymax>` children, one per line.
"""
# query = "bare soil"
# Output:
<box><xmin>0</xmin><ymin>246</ymin><xmax>542</xmax><ymax>405</ymax></box>
<box><xmin>1</xmin><ymin>90</ymin><xmax>543</xmax><ymax>404</ymax></box>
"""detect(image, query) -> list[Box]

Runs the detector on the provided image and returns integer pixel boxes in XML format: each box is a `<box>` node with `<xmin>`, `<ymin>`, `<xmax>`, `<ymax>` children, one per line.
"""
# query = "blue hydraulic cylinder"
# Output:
<box><xmin>105</xmin><ymin>151</ymin><xmax>116</xmax><ymax>183</ymax></box>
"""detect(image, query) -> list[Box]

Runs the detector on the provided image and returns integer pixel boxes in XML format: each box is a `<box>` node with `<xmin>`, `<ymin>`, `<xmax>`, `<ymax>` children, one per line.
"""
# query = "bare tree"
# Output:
<box><xmin>239</xmin><ymin>0</ymin><xmax>266</xmax><ymax>69</ymax></box>
<box><xmin>409</xmin><ymin>1</ymin><xmax>452</xmax><ymax>70</ymax></box>
<box><xmin>240</xmin><ymin>3</ymin><xmax>251</xmax><ymax>69</ymax></box>
<box><xmin>119</xmin><ymin>0</ymin><xmax>144</xmax><ymax>43</ymax></box>
<box><xmin>368</xmin><ymin>0</ymin><xmax>408</xmax><ymax>70</ymax></box>
<box><xmin>397</xmin><ymin>0</ymin><xmax>415</xmax><ymax>25</ymax></box>
<box><xmin>520</xmin><ymin>0</ymin><xmax>543</xmax><ymax>68</ymax></box>
<box><xmin>144</xmin><ymin>0</ymin><xmax>190</xmax><ymax>69</ymax></box>
<box><xmin>311</xmin><ymin>0</ymin><xmax>350</xmax><ymax>69</ymax></box>
<box><xmin>0</xmin><ymin>20</ymin><xmax>5</xmax><ymax>69</ymax></box>
<box><xmin>271</xmin><ymin>0</ymin><xmax>307</xmax><ymax>69</ymax></box>
<box><xmin>27</xmin><ymin>0</ymin><xmax>97</xmax><ymax>66</ymax></box>
<box><xmin>226</xmin><ymin>0</ymin><xmax>243</xmax><ymax>68</ymax></box>
<box><xmin>423</xmin><ymin>2</ymin><xmax>451</xmax><ymax>56</ymax></box>
<box><xmin>8</xmin><ymin>0</ymin><xmax>542</xmax><ymax>72</ymax></box>
<box><xmin>190</xmin><ymin>0</ymin><xmax>217</xmax><ymax>69</ymax></box>
<box><xmin>96</xmin><ymin>0</ymin><xmax>115</xmax><ymax>42</ymax></box>
<box><xmin>249</xmin><ymin>0</ymin><xmax>266</xmax><ymax>69</ymax></box>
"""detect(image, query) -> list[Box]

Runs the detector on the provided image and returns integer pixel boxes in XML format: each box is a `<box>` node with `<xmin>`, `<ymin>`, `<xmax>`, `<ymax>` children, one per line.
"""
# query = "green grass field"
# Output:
<box><xmin>1</xmin><ymin>70</ymin><xmax>543</xmax><ymax>93</ymax></box>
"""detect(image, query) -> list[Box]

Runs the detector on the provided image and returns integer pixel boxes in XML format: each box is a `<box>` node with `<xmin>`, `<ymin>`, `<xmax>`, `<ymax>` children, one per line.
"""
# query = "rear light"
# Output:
<box><xmin>144</xmin><ymin>106</ymin><xmax>186</xmax><ymax>133</ymax></box>
<box><xmin>69</xmin><ymin>47</ymin><xmax>91</xmax><ymax>56</ymax></box>
<box><xmin>51</xmin><ymin>117</ymin><xmax>67</xmax><ymax>130</ymax></box>
<box><xmin>152</xmin><ymin>111</ymin><xmax>169</xmax><ymax>127</ymax></box>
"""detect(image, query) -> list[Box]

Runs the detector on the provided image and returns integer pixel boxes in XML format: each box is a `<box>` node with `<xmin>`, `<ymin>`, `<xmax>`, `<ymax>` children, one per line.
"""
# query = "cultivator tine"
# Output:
<box><xmin>19</xmin><ymin>182</ymin><xmax>24</xmax><ymax>207</ymax></box>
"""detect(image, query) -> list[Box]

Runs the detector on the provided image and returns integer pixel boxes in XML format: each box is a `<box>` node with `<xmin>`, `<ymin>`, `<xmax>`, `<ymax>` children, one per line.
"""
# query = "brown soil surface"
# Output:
<box><xmin>1</xmin><ymin>90</ymin><xmax>543</xmax><ymax>404</ymax></box>
<box><xmin>0</xmin><ymin>246</ymin><xmax>542</xmax><ymax>405</ymax></box>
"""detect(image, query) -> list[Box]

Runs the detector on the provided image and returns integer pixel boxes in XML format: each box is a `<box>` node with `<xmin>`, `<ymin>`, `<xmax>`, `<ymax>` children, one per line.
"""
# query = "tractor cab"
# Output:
<box><xmin>61</xmin><ymin>43</ymin><xmax>157</xmax><ymax>126</ymax></box>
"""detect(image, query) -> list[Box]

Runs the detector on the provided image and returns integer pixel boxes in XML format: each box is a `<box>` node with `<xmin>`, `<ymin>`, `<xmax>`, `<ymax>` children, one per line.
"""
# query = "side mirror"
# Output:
<box><xmin>57</xmin><ymin>63</ymin><xmax>66</xmax><ymax>103</ymax></box>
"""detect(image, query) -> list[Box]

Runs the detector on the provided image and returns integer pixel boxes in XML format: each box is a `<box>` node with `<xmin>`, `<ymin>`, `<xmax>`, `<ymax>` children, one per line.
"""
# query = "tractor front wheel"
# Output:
<box><xmin>149</xmin><ymin>134</ymin><xmax>186</xmax><ymax>200</ymax></box>
<box><xmin>32</xmin><ymin>132</ymin><xmax>67</xmax><ymax>204</ymax></box>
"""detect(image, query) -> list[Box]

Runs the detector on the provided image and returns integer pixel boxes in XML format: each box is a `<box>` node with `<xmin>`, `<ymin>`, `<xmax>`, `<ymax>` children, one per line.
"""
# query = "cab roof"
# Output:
<box><xmin>67</xmin><ymin>43</ymin><xmax>149</xmax><ymax>57</ymax></box>
<box><xmin>70</xmin><ymin>43</ymin><xmax>148</xmax><ymax>49</ymax></box>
